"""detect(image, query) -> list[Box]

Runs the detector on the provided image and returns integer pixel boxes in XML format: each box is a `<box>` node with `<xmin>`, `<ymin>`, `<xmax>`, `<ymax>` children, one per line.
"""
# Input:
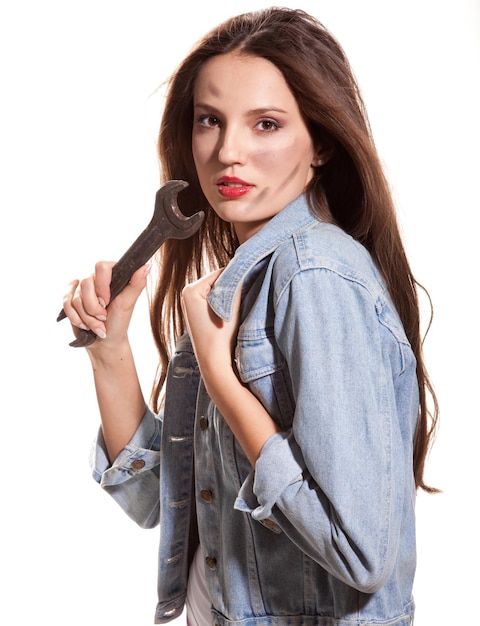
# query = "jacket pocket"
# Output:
<box><xmin>235</xmin><ymin>329</ymin><xmax>295</xmax><ymax>430</ymax></box>
<box><xmin>235</xmin><ymin>327</ymin><xmax>285</xmax><ymax>381</ymax></box>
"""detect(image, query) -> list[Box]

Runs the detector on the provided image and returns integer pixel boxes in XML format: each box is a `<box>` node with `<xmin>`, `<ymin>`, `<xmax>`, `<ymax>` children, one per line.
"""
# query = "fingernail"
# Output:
<box><xmin>95</xmin><ymin>314</ymin><xmax>107</xmax><ymax>321</ymax></box>
<box><xmin>98</xmin><ymin>297</ymin><xmax>106</xmax><ymax>308</ymax></box>
<box><xmin>79</xmin><ymin>323</ymin><xmax>89</xmax><ymax>331</ymax></box>
<box><xmin>94</xmin><ymin>328</ymin><xmax>107</xmax><ymax>339</ymax></box>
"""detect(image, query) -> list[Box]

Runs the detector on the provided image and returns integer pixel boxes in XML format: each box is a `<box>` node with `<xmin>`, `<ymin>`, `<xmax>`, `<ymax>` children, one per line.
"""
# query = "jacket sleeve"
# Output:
<box><xmin>235</xmin><ymin>267</ymin><xmax>418</xmax><ymax>593</ymax></box>
<box><xmin>89</xmin><ymin>333</ymin><xmax>200</xmax><ymax>530</ymax></box>
<box><xmin>90</xmin><ymin>406</ymin><xmax>162</xmax><ymax>529</ymax></box>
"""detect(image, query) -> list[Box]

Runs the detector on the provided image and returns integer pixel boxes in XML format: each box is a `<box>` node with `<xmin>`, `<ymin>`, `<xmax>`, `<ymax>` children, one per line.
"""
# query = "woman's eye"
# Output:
<box><xmin>256</xmin><ymin>119</ymin><xmax>279</xmax><ymax>132</ymax></box>
<box><xmin>197</xmin><ymin>115</ymin><xmax>220</xmax><ymax>128</ymax></box>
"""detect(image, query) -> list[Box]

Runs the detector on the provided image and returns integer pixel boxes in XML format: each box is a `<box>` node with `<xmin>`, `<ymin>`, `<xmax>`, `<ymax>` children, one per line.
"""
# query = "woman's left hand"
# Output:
<box><xmin>181</xmin><ymin>268</ymin><xmax>241</xmax><ymax>377</ymax></box>
<box><xmin>182</xmin><ymin>268</ymin><xmax>280</xmax><ymax>465</ymax></box>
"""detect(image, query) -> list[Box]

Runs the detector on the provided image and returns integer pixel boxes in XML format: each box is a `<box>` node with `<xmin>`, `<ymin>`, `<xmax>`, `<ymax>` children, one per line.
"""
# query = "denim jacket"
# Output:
<box><xmin>91</xmin><ymin>194</ymin><xmax>418</xmax><ymax>625</ymax></box>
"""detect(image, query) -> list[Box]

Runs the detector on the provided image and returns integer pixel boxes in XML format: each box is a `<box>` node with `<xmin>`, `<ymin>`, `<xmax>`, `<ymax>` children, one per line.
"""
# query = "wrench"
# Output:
<box><xmin>57</xmin><ymin>179</ymin><xmax>204</xmax><ymax>348</ymax></box>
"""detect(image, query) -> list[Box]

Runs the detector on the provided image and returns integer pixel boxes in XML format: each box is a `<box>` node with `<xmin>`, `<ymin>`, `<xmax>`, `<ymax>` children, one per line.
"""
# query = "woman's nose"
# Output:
<box><xmin>217</xmin><ymin>126</ymin><xmax>246</xmax><ymax>165</ymax></box>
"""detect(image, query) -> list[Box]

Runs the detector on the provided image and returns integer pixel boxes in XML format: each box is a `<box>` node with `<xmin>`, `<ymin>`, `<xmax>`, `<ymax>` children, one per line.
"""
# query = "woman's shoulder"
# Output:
<box><xmin>273</xmin><ymin>220</ymin><xmax>382</xmax><ymax>289</ymax></box>
<box><xmin>271</xmin><ymin>221</ymin><xmax>406</xmax><ymax>338</ymax></box>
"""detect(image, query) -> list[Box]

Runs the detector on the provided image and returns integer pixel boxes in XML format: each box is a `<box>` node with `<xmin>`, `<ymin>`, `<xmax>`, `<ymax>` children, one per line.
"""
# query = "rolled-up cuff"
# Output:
<box><xmin>235</xmin><ymin>431</ymin><xmax>303</xmax><ymax>520</ymax></box>
<box><xmin>90</xmin><ymin>406</ymin><xmax>161</xmax><ymax>486</ymax></box>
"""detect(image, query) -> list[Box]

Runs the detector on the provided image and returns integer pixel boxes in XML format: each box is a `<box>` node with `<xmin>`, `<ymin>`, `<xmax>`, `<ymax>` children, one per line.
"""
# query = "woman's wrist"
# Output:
<box><xmin>86</xmin><ymin>337</ymin><xmax>134</xmax><ymax>371</ymax></box>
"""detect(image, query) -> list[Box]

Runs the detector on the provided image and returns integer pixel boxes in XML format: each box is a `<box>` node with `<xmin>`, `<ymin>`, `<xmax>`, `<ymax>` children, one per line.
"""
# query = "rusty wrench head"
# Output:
<box><xmin>57</xmin><ymin>180</ymin><xmax>204</xmax><ymax>347</ymax></box>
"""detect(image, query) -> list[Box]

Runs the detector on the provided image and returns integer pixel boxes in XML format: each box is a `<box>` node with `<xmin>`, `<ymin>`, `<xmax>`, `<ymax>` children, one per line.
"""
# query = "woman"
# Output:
<box><xmin>63</xmin><ymin>7</ymin><xmax>438</xmax><ymax>625</ymax></box>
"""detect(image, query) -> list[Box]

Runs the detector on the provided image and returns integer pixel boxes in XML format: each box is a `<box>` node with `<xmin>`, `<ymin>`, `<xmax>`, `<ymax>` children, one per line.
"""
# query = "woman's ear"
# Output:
<box><xmin>311</xmin><ymin>143</ymin><xmax>334</xmax><ymax>167</ymax></box>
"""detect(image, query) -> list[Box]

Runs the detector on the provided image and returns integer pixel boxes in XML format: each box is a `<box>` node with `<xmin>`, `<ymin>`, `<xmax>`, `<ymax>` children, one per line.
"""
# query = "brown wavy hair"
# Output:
<box><xmin>150</xmin><ymin>7</ymin><xmax>438</xmax><ymax>492</ymax></box>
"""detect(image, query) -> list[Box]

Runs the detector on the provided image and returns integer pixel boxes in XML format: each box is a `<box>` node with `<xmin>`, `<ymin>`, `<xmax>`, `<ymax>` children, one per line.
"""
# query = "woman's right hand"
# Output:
<box><xmin>62</xmin><ymin>261</ymin><xmax>151</xmax><ymax>351</ymax></box>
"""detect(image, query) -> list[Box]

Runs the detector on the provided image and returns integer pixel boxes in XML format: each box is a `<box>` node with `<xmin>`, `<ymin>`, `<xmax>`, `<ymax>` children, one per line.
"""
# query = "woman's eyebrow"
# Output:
<box><xmin>194</xmin><ymin>103</ymin><xmax>288</xmax><ymax>115</ymax></box>
<box><xmin>248</xmin><ymin>106</ymin><xmax>288</xmax><ymax>115</ymax></box>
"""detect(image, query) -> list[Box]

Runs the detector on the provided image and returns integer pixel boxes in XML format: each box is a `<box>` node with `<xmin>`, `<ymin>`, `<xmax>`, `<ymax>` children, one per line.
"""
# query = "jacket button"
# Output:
<box><xmin>200</xmin><ymin>489</ymin><xmax>213</xmax><ymax>503</ymax></box>
<box><xmin>130</xmin><ymin>459</ymin><xmax>145</xmax><ymax>470</ymax></box>
<box><xmin>199</xmin><ymin>416</ymin><xmax>209</xmax><ymax>430</ymax></box>
<box><xmin>205</xmin><ymin>556</ymin><xmax>217</xmax><ymax>570</ymax></box>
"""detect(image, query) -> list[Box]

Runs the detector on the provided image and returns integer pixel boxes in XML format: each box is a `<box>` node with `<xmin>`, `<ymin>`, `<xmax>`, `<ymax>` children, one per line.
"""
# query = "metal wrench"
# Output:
<box><xmin>57</xmin><ymin>179</ymin><xmax>204</xmax><ymax>348</ymax></box>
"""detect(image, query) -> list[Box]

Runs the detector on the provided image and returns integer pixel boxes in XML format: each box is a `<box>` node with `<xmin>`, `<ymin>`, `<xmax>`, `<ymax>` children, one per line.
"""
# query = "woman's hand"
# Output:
<box><xmin>62</xmin><ymin>261</ymin><xmax>151</xmax><ymax>352</ymax></box>
<box><xmin>181</xmin><ymin>268</ymin><xmax>240</xmax><ymax>377</ymax></box>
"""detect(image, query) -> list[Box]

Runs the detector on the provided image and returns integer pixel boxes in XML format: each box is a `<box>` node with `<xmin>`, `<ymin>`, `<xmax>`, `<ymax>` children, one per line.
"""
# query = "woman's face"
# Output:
<box><xmin>192</xmin><ymin>52</ymin><xmax>318</xmax><ymax>243</ymax></box>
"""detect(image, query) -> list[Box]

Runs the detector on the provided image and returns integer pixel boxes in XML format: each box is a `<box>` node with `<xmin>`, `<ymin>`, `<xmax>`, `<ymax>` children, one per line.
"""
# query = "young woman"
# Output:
<box><xmin>62</xmin><ymin>7</ymin><xmax>438</xmax><ymax>625</ymax></box>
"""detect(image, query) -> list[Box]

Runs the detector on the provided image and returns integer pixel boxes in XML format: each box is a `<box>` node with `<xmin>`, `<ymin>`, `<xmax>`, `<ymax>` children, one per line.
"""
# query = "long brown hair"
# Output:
<box><xmin>150</xmin><ymin>7</ymin><xmax>438</xmax><ymax>492</ymax></box>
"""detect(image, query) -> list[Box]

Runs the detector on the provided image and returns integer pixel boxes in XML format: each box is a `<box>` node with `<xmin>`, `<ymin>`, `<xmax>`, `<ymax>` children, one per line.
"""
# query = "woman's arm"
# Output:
<box><xmin>181</xmin><ymin>269</ymin><xmax>281</xmax><ymax>466</ymax></box>
<box><xmin>241</xmin><ymin>268</ymin><xmax>414</xmax><ymax>592</ymax></box>
<box><xmin>62</xmin><ymin>261</ymin><xmax>150</xmax><ymax>462</ymax></box>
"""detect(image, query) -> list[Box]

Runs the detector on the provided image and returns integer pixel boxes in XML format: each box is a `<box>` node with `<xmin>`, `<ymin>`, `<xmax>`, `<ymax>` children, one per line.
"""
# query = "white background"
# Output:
<box><xmin>1</xmin><ymin>1</ymin><xmax>479</xmax><ymax>624</ymax></box>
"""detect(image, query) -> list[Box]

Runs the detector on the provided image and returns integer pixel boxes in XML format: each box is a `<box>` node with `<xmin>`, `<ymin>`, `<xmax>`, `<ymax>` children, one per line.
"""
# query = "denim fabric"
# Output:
<box><xmin>91</xmin><ymin>194</ymin><xmax>417</xmax><ymax>625</ymax></box>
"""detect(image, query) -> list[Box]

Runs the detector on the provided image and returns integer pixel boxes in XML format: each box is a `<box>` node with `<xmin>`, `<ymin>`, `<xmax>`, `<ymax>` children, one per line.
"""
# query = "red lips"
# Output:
<box><xmin>216</xmin><ymin>176</ymin><xmax>254</xmax><ymax>198</ymax></box>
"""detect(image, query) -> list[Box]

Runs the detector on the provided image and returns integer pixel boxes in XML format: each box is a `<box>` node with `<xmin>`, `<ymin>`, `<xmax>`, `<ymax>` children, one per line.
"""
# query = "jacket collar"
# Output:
<box><xmin>207</xmin><ymin>193</ymin><xmax>317</xmax><ymax>321</ymax></box>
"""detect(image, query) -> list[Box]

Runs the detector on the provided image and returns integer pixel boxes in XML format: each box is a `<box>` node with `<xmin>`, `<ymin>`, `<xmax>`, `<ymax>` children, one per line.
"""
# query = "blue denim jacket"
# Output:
<box><xmin>91</xmin><ymin>194</ymin><xmax>417</xmax><ymax>625</ymax></box>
